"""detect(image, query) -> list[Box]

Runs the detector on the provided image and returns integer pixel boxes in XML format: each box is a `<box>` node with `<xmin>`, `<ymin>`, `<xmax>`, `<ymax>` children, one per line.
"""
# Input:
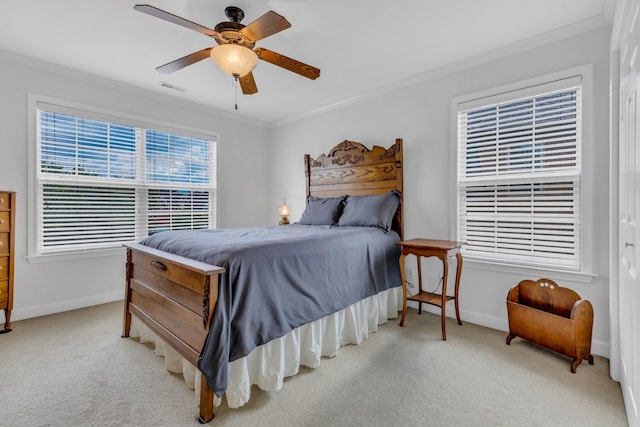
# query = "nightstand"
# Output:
<box><xmin>397</xmin><ymin>239</ymin><xmax>465</xmax><ymax>340</ymax></box>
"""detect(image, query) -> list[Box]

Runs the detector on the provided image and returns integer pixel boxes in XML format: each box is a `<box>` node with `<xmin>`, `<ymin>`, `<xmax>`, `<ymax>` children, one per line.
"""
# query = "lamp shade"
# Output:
<box><xmin>277</xmin><ymin>204</ymin><xmax>290</xmax><ymax>216</ymax></box>
<box><xmin>210</xmin><ymin>44</ymin><xmax>258</xmax><ymax>77</ymax></box>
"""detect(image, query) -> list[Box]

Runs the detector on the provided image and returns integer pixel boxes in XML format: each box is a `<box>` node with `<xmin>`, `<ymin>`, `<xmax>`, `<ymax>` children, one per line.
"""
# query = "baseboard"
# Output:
<box><xmin>8</xmin><ymin>291</ymin><xmax>123</xmax><ymax>322</ymax></box>
<box><xmin>409</xmin><ymin>302</ymin><xmax>610</xmax><ymax>358</ymax></box>
<box><xmin>10</xmin><ymin>295</ymin><xmax>610</xmax><ymax>358</ymax></box>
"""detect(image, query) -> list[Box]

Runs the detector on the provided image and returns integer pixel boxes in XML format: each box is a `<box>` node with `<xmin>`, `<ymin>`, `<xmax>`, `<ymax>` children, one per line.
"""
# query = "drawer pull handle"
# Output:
<box><xmin>0</xmin><ymin>242</ymin><xmax>3</xmax><ymax>247</ymax></box>
<box><xmin>151</xmin><ymin>261</ymin><xmax>167</xmax><ymax>272</ymax></box>
<box><xmin>0</xmin><ymin>198</ymin><xmax>4</xmax><ymax>204</ymax></box>
<box><xmin>0</xmin><ymin>219</ymin><xmax>4</xmax><ymax>224</ymax></box>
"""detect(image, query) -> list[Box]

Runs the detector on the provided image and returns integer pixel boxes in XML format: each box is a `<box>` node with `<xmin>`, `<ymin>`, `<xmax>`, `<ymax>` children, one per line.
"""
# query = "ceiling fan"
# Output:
<box><xmin>134</xmin><ymin>4</ymin><xmax>321</xmax><ymax>96</ymax></box>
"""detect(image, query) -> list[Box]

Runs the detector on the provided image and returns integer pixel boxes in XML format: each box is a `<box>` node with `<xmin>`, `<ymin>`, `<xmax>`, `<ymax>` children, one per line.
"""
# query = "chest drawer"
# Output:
<box><xmin>0</xmin><ymin>193</ymin><xmax>10</xmax><ymax>210</ymax></box>
<box><xmin>0</xmin><ymin>212</ymin><xmax>10</xmax><ymax>232</ymax></box>
<box><xmin>0</xmin><ymin>280</ymin><xmax>8</xmax><ymax>305</ymax></box>
<box><xmin>0</xmin><ymin>233</ymin><xmax>8</xmax><ymax>255</ymax></box>
<box><xmin>0</xmin><ymin>257</ymin><xmax>8</xmax><ymax>280</ymax></box>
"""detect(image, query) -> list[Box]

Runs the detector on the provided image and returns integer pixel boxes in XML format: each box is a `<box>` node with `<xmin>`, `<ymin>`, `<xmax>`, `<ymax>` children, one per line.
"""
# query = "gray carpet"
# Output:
<box><xmin>0</xmin><ymin>301</ymin><xmax>628</xmax><ymax>427</ymax></box>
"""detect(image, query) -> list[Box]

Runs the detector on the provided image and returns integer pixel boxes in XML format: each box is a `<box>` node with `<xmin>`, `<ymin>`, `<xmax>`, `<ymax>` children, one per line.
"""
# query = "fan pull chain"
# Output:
<box><xmin>233</xmin><ymin>75</ymin><xmax>239</xmax><ymax>110</ymax></box>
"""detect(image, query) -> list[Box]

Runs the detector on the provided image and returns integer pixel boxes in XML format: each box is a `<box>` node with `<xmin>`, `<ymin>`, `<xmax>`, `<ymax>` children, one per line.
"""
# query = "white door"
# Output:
<box><xmin>618</xmin><ymin>1</ymin><xmax>640</xmax><ymax>424</ymax></box>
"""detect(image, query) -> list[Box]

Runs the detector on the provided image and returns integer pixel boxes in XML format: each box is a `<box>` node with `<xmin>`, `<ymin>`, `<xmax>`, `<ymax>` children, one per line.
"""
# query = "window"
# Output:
<box><xmin>455</xmin><ymin>74</ymin><xmax>584</xmax><ymax>271</ymax></box>
<box><xmin>31</xmin><ymin>100</ymin><xmax>216</xmax><ymax>257</ymax></box>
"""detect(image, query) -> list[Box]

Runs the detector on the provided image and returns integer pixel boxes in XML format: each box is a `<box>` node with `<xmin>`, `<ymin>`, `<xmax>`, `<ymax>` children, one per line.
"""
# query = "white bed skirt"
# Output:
<box><xmin>129</xmin><ymin>286</ymin><xmax>402</xmax><ymax>409</ymax></box>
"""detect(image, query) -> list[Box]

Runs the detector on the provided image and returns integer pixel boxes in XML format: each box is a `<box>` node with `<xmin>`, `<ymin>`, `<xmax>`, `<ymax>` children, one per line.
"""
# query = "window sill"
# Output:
<box><xmin>462</xmin><ymin>257</ymin><xmax>597</xmax><ymax>285</ymax></box>
<box><xmin>26</xmin><ymin>246</ymin><xmax>127</xmax><ymax>263</ymax></box>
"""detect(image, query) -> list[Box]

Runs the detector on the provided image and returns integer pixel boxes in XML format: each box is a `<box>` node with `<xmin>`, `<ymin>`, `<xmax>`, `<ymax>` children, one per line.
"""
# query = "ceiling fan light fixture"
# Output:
<box><xmin>210</xmin><ymin>44</ymin><xmax>258</xmax><ymax>77</ymax></box>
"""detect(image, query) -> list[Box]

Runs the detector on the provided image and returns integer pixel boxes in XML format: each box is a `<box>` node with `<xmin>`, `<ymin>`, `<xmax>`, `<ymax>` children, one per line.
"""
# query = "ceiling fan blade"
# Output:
<box><xmin>254</xmin><ymin>48</ymin><xmax>320</xmax><ymax>80</ymax></box>
<box><xmin>155</xmin><ymin>48</ymin><xmax>213</xmax><ymax>74</ymax></box>
<box><xmin>238</xmin><ymin>72</ymin><xmax>258</xmax><ymax>95</ymax></box>
<box><xmin>240</xmin><ymin>11</ymin><xmax>291</xmax><ymax>41</ymax></box>
<box><xmin>134</xmin><ymin>4</ymin><xmax>218</xmax><ymax>37</ymax></box>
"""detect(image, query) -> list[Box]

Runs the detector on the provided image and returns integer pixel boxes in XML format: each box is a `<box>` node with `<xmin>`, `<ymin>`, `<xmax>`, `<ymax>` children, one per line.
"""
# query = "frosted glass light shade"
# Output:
<box><xmin>210</xmin><ymin>44</ymin><xmax>258</xmax><ymax>77</ymax></box>
<box><xmin>277</xmin><ymin>204</ymin><xmax>290</xmax><ymax>216</ymax></box>
<box><xmin>278</xmin><ymin>203</ymin><xmax>290</xmax><ymax>225</ymax></box>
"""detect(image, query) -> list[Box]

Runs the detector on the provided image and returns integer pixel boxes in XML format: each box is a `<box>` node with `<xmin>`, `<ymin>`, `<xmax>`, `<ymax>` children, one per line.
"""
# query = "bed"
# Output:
<box><xmin>122</xmin><ymin>138</ymin><xmax>404</xmax><ymax>423</ymax></box>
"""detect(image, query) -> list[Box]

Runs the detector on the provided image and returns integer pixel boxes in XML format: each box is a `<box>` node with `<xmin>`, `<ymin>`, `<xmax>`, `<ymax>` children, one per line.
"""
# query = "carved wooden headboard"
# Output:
<box><xmin>304</xmin><ymin>138</ymin><xmax>404</xmax><ymax>239</ymax></box>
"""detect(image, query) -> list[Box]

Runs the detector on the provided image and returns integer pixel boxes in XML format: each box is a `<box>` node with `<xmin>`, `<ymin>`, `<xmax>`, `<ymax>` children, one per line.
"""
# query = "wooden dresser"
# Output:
<box><xmin>0</xmin><ymin>191</ymin><xmax>15</xmax><ymax>333</ymax></box>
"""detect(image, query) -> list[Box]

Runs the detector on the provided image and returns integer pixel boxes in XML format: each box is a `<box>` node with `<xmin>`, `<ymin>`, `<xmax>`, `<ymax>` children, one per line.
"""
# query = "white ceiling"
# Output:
<box><xmin>0</xmin><ymin>0</ymin><xmax>616</xmax><ymax>124</ymax></box>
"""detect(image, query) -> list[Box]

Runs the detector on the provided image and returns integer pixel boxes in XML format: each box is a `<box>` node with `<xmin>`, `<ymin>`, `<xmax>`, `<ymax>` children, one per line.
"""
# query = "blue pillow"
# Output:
<box><xmin>298</xmin><ymin>196</ymin><xmax>346</xmax><ymax>225</ymax></box>
<box><xmin>338</xmin><ymin>190</ymin><xmax>400</xmax><ymax>231</ymax></box>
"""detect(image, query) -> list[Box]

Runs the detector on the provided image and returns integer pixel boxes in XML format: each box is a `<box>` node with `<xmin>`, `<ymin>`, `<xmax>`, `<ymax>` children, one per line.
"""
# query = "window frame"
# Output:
<box><xmin>450</xmin><ymin>65</ymin><xmax>595</xmax><ymax>283</ymax></box>
<box><xmin>27</xmin><ymin>94</ymin><xmax>219</xmax><ymax>263</ymax></box>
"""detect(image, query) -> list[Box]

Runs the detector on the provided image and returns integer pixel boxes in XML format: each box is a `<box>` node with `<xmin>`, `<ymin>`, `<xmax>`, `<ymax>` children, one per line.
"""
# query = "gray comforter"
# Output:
<box><xmin>139</xmin><ymin>224</ymin><xmax>401</xmax><ymax>396</ymax></box>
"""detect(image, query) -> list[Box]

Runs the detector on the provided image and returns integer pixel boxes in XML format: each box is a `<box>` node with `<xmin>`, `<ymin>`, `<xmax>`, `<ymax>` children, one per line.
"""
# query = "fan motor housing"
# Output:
<box><xmin>214</xmin><ymin>21</ymin><xmax>254</xmax><ymax>48</ymax></box>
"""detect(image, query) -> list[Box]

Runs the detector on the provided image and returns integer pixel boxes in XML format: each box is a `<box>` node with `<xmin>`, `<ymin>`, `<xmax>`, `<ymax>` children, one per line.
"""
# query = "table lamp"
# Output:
<box><xmin>277</xmin><ymin>202</ymin><xmax>290</xmax><ymax>225</ymax></box>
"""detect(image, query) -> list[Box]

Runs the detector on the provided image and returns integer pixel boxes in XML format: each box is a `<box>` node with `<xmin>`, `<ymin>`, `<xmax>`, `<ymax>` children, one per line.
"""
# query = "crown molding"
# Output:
<box><xmin>0</xmin><ymin>48</ymin><xmax>269</xmax><ymax>128</ymax></box>
<box><xmin>270</xmin><ymin>15</ymin><xmax>612</xmax><ymax>128</ymax></box>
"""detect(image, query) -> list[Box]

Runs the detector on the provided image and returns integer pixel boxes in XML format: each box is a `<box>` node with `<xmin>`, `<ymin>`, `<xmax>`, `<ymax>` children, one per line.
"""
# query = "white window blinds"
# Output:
<box><xmin>456</xmin><ymin>77</ymin><xmax>582</xmax><ymax>270</ymax></box>
<box><xmin>36</xmin><ymin>104</ymin><xmax>216</xmax><ymax>254</ymax></box>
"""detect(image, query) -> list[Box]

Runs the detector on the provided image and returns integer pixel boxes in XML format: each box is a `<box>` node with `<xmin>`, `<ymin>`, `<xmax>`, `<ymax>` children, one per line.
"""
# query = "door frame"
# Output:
<box><xmin>609</xmin><ymin>18</ymin><xmax>620</xmax><ymax>383</ymax></box>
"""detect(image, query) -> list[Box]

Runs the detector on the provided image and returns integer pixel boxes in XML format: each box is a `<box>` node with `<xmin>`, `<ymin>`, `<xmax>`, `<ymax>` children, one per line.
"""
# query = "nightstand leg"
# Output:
<box><xmin>454</xmin><ymin>252</ymin><xmax>463</xmax><ymax>326</ymax></box>
<box><xmin>441</xmin><ymin>257</ymin><xmax>448</xmax><ymax>341</ymax></box>
<box><xmin>417</xmin><ymin>255</ymin><xmax>423</xmax><ymax>314</ymax></box>
<box><xmin>399</xmin><ymin>253</ymin><xmax>407</xmax><ymax>327</ymax></box>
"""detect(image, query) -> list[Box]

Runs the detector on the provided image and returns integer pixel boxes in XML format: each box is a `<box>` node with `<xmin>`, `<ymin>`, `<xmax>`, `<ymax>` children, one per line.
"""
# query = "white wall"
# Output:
<box><xmin>0</xmin><ymin>52</ymin><xmax>271</xmax><ymax>322</ymax></box>
<box><xmin>269</xmin><ymin>26</ymin><xmax>613</xmax><ymax>356</ymax></box>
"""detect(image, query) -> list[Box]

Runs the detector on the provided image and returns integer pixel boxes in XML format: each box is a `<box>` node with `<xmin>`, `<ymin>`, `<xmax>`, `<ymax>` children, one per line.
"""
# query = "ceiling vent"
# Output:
<box><xmin>159</xmin><ymin>81</ymin><xmax>186</xmax><ymax>92</ymax></box>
